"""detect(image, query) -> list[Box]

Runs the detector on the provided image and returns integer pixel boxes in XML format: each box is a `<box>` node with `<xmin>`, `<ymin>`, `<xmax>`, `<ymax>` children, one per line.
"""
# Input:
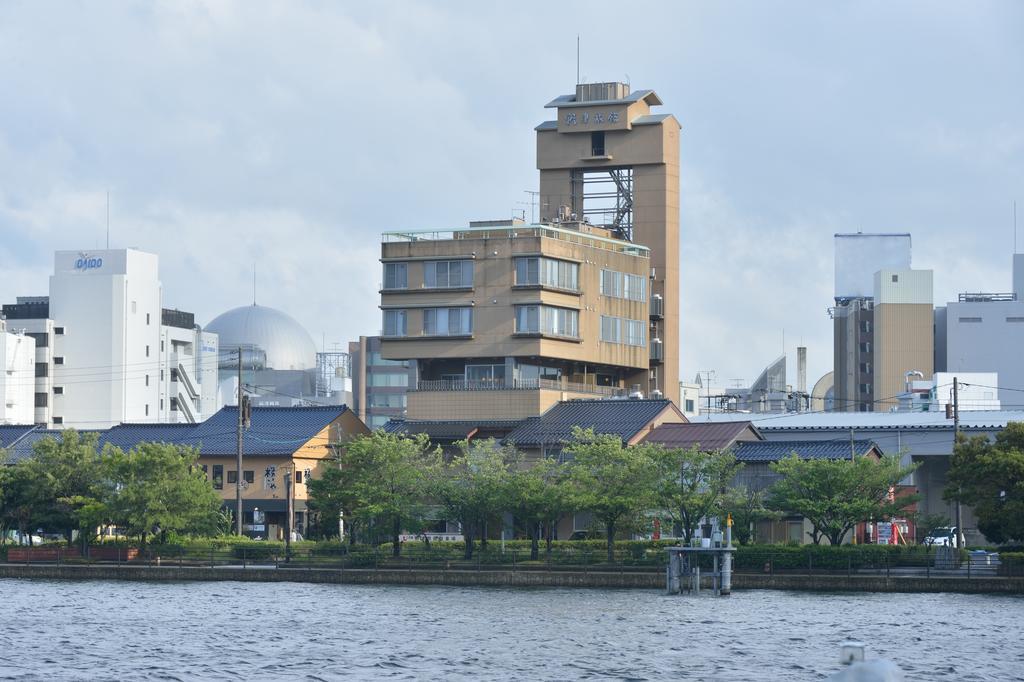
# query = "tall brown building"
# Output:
<box><xmin>537</xmin><ymin>82</ymin><xmax>680</xmax><ymax>403</ymax></box>
<box><xmin>380</xmin><ymin>82</ymin><xmax>681</xmax><ymax>420</ymax></box>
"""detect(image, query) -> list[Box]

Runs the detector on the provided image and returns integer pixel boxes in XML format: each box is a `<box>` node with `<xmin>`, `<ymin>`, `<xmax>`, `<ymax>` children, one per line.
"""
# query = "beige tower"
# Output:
<box><xmin>536</xmin><ymin>82</ymin><xmax>680</xmax><ymax>403</ymax></box>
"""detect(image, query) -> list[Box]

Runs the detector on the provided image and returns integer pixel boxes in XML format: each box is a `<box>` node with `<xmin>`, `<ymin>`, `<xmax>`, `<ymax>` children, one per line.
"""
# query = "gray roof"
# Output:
<box><xmin>534</xmin><ymin>120</ymin><xmax>558</xmax><ymax>132</ymax></box>
<box><xmin>642</xmin><ymin>421</ymin><xmax>762</xmax><ymax>451</ymax></box>
<box><xmin>544</xmin><ymin>90</ymin><xmax>662</xmax><ymax>109</ymax></box>
<box><xmin>383</xmin><ymin>419</ymin><xmax>523</xmax><ymax>443</ymax></box>
<box><xmin>696</xmin><ymin>410</ymin><xmax>1024</xmax><ymax>431</ymax></box>
<box><xmin>631</xmin><ymin>114</ymin><xmax>673</xmax><ymax>126</ymax></box>
<box><xmin>0</xmin><ymin>426</ymin><xmax>71</xmax><ymax>463</ymax></box>
<box><xmin>505</xmin><ymin>399</ymin><xmax>679</xmax><ymax>447</ymax></box>
<box><xmin>733</xmin><ymin>439</ymin><xmax>882</xmax><ymax>462</ymax></box>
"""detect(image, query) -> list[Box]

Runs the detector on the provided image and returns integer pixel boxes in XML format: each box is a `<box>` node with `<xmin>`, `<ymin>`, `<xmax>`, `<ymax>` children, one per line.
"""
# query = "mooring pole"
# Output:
<box><xmin>722</xmin><ymin>513</ymin><xmax>734</xmax><ymax>596</ymax></box>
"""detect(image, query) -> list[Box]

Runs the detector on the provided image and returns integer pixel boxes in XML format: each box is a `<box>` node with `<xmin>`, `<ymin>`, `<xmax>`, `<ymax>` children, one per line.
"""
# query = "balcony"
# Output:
<box><xmin>407</xmin><ymin>378</ymin><xmax>626</xmax><ymax>420</ymax></box>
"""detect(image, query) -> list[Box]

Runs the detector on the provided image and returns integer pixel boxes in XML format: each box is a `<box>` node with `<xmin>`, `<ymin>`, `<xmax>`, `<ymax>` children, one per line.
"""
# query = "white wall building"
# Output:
<box><xmin>898</xmin><ymin>372</ymin><xmax>1000</xmax><ymax>412</ymax></box>
<box><xmin>936</xmin><ymin>254</ymin><xmax>1024</xmax><ymax>407</ymax></box>
<box><xmin>0</xmin><ymin>320</ymin><xmax>36</xmax><ymax>425</ymax></box>
<box><xmin>1</xmin><ymin>248</ymin><xmax>221</xmax><ymax>428</ymax></box>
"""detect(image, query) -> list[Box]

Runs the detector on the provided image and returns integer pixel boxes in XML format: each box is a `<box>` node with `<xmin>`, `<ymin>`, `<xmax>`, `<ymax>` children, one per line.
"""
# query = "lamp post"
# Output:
<box><xmin>284</xmin><ymin>469</ymin><xmax>293</xmax><ymax>563</ymax></box>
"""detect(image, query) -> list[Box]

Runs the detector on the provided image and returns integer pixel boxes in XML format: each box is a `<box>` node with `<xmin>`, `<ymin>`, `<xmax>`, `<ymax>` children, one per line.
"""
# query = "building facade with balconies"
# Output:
<box><xmin>380</xmin><ymin>220</ymin><xmax>656</xmax><ymax>420</ymax></box>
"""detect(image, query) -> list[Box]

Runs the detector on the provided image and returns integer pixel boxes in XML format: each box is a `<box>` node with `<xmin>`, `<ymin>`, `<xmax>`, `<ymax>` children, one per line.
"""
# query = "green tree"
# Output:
<box><xmin>432</xmin><ymin>439</ymin><xmax>516</xmax><ymax>560</ymax></box>
<box><xmin>653</xmin><ymin>446</ymin><xmax>744</xmax><ymax>544</ymax></box>
<box><xmin>307</xmin><ymin>458</ymin><xmax>359</xmax><ymax>543</ymax></box>
<box><xmin>103</xmin><ymin>443</ymin><xmax>223</xmax><ymax>544</ymax></box>
<box><xmin>0</xmin><ymin>460</ymin><xmax>47</xmax><ymax>545</ymax></box>
<box><xmin>564</xmin><ymin>427</ymin><xmax>660</xmax><ymax>563</ymax></box>
<box><xmin>25</xmin><ymin>431</ymin><xmax>105</xmax><ymax>546</ymax></box>
<box><xmin>946</xmin><ymin>422</ymin><xmax>1024</xmax><ymax>544</ymax></box>
<box><xmin>338</xmin><ymin>431</ymin><xmax>437</xmax><ymax>557</ymax></box>
<box><xmin>509</xmin><ymin>455</ymin><xmax>568</xmax><ymax>560</ymax></box>
<box><xmin>723</xmin><ymin>484</ymin><xmax>778</xmax><ymax>545</ymax></box>
<box><xmin>768</xmin><ymin>454</ymin><xmax>919</xmax><ymax>545</ymax></box>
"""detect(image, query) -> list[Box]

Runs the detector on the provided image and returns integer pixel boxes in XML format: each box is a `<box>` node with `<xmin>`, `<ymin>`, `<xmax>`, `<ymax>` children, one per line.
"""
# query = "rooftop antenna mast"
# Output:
<box><xmin>1015</xmin><ymin>200</ymin><xmax>1018</xmax><ymax>254</ymax></box>
<box><xmin>576</xmin><ymin>35</ymin><xmax>580</xmax><ymax>84</ymax></box>
<box><xmin>106</xmin><ymin>191</ymin><xmax>110</xmax><ymax>249</ymax></box>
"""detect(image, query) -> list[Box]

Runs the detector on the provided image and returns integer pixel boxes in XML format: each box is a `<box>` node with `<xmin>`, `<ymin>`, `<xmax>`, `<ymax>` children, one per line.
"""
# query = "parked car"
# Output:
<box><xmin>923</xmin><ymin>526</ymin><xmax>960</xmax><ymax>548</ymax></box>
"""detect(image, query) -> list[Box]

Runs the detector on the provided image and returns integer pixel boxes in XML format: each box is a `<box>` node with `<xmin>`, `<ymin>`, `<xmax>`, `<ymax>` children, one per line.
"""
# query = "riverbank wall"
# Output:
<box><xmin>3</xmin><ymin>563</ymin><xmax>1023</xmax><ymax>594</ymax></box>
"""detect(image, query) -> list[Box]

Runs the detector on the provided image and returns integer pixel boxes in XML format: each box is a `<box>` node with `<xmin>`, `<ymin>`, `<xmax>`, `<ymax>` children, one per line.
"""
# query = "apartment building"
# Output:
<box><xmin>0</xmin><ymin>319</ymin><xmax>35</xmax><ymax>424</ymax></box>
<box><xmin>349</xmin><ymin>335</ymin><xmax>409</xmax><ymax>429</ymax></box>
<box><xmin>380</xmin><ymin>220</ymin><xmax>653</xmax><ymax>420</ymax></box>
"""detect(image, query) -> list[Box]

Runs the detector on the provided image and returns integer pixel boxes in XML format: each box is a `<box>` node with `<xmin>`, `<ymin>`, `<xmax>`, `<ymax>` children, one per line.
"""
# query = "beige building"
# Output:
<box><xmin>537</xmin><ymin>82</ymin><xmax>680</xmax><ymax>404</ymax></box>
<box><xmin>380</xmin><ymin>220</ymin><xmax>653</xmax><ymax>420</ymax></box>
<box><xmin>872</xmin><ymin>269</ymin><xmax>934</xmax><ymax>411</ymax></box>
<box><xmin>380</xmin><ymin>82</ymin><xmax>682</xmax><ymax>420</ymax></box>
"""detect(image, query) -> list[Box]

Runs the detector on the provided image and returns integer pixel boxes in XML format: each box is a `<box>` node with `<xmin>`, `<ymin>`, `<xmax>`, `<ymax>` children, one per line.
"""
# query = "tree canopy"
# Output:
<box><xmin>768</xmin><ymin>454</ymin><xmax>919</xmax><ymax>545</ymax></box>
<box><xmin>653</xmin><ymin>446</ymin><xmax>743</xmax><ymax>543</ymax></box>
<box><xmin>946</xmin><ymin>422</ymin><xmax>1024</xmax><ymax>544</ymax></box>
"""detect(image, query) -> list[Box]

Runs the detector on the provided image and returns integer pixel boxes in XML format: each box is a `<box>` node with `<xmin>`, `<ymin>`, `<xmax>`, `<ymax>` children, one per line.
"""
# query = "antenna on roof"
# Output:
<box><xmin>252</xmin><ymin>263</ymin><xmax>256</xmax><ymax>306</ymax></box>
<box><xmin>106</xmin><ymin>190</ymin><xmax>110</xmax><ymax>249</ymax></box>
<box><xmin>576</xmin><ymin>35</ymin><xmax>580</xmax><ymax>85</ymax></box>
<box><xmin>1015</xmin><ymin>200</ymin><xmax>1018</xmax><ymax>254</ymax></box>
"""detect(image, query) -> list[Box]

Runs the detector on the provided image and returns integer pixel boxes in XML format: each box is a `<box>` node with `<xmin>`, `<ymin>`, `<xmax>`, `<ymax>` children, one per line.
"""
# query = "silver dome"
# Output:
<box><xmin>206</xmin><ymin>304</ymin><xmax>317</xmax><ymax>371</ymax></box>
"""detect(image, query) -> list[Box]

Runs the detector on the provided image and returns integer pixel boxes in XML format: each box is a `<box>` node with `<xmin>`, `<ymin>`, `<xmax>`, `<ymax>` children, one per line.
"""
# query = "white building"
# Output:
<box><xmin>0</xmin><ymin>320</ymin><xmax>35</xmax><ymax>424</ymax></box>
<box><xmin>936</xmin><ymin>254</ymin><xmax>1024</xmax><ymax>408</ymax></box>
<box><xmin>898</xmin><ymin>372</ymin><xmax>1001</xmax><ymax>412</ymax></box>
<box><xmin>1</xmin><ymin>248</ymin><xmax>221</xmax><ymax>428</ymax></box>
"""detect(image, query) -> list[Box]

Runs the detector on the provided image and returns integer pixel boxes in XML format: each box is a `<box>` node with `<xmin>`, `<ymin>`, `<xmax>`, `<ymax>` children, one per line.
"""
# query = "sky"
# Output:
<box><xmin>1</xmin><ymin>0</ymin><xmax>1022</xmax><ymax>393</ymax></box>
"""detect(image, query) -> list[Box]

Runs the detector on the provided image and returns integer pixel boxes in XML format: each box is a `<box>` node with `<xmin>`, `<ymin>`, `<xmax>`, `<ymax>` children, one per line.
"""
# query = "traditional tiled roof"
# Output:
<box><xmin>697</xmin><ymin>410</ymin><xmax>1024</xmax><ymax>431</ymax></box>
<box><xmin>732</xmin><ymin>439</ymin><xmax>882</xmax><ymax>462</ymax></box>
<box><xmin>0</xmin><ymin>426</ymin><xmax>61</xmax><ymax>463</ymax></box>
<box><xmin>642</xmin><ymin>421</ymin><xmax>762</xmax><ymax>451</ymax></box>
<box><xmin>505</xmin><ymin>399</ymin><xmax>680</xmax><ymax>447</ymax></box>
<box><xmin>383</xmin><ymin>419</ymin><xmax>523</xmax><ymax>443</ymax></box>
<box><xmin>98</xmin><ymin>405</ymin><xmax>352</xmax><ymax>457</ymax></box>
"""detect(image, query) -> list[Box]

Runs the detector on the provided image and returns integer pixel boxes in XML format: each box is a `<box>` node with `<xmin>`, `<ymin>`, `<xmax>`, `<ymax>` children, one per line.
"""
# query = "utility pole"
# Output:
<box><xmin>953</xmin><ymin>377</ymin><xmax>963</xmax><ymax>548</ymax></box>
<box><xmin>236</xmin><ymin>349</ymin><xmax>244</xmax><ymax>536</ymax></box>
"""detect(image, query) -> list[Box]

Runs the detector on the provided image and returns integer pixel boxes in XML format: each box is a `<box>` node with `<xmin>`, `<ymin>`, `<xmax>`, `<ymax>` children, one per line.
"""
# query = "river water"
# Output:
<box><xmin>0</xmin><ymin>579</ymin><xmax>1021</xmax><ymax>681</ymax></box>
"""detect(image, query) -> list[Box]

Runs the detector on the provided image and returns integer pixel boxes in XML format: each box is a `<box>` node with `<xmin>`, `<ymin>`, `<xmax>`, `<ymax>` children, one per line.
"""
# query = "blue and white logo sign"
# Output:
<box><xmin>74</xmin><ymin>253</ymin><xmax>103</xmax><ymax>270</ymax></box>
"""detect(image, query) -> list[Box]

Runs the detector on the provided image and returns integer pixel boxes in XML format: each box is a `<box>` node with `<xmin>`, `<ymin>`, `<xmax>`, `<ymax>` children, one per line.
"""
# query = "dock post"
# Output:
<box><xmin>722</xmin><ymin>514</ymin><xmax>733</xmax><ymax>596</ymax></box>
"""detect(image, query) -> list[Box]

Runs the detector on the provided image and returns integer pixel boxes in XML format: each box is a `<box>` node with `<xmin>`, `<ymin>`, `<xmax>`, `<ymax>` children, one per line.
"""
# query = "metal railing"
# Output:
<box><xmin>382</xmin><ymin>225</ymin><xmax>650</xmax><ymax>258</ymax></box>
<box><xmin>412</xmin><ymin>378</ymin><xmax>626</xmax><ymax>397</ymax></box>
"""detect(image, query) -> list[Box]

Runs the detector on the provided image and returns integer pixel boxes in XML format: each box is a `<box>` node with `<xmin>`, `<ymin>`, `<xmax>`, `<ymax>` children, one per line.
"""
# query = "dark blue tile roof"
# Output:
<box><xmin>0</xmin><ymin>426</ymin><xmax>99</xmax><ymax>463</ymax></box>
<box><xmin>505</xmin><ymin>399</ymin><xmax>680</xmax><ymax>447</ymax></box>
<box><xmin>100</xmin><ymin>405</ymin><xmax>352</xmax><ymax>457</ymax></box>
<box><xmin>733</xmin><ymin>439</ymin><xmax>882</xmax><ymax>462</ymax></box>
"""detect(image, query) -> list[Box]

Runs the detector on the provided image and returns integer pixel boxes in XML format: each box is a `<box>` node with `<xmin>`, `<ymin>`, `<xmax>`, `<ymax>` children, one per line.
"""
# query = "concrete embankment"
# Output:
<box><xmin>2</xmin><ymin>563</ymin><xmax>1023</xmax><ymax>593</ymax></box>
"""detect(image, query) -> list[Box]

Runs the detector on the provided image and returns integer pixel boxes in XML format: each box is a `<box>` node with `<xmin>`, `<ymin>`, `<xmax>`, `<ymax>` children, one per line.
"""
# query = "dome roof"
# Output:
<box><xmin>206</xmin><ymin>304</ymin><xmax>317</xmax><ymax>371</ymax></box>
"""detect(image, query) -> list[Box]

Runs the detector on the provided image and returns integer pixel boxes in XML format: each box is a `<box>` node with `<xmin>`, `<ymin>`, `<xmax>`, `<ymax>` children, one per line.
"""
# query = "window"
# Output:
<box><xmin>958</xmin><ymin>317</ymin><xmax>982</xmax><ymax>323</ymax></box>
<box><xmin>515</xmin><ymin>257</ymin><xmax>579</xmax><ymax>291</ymax></box>
<box><xmin>625</xmin><ymin>319</ymin><xmax>646</xmax><ymax>347</ymax></box>
<box><xmin>53</xmin><ymin>386</ymin><xmax>64</xmax><ymax>395</ymax></box>
<box><xmin>600</xmin><ymin>315</ymin><xmax>621</xmax><ymax>343</ymax></box>
<box><xmin>244</xmin><ymin>470</ymin><xmax>254</xmax><ymax>484</ymax></box>
<box><xmin>35</xmin><ymin>364</ymin><xmax>48</xmax><ymax>378</ymax></box>
<box><xmin>160</xmin><ymin>340</ymin><xmax>165</xmax><ymax>352</ymax></box>
<box><xmin>160</xmin><ymin>369</ymin><xmax>164</xmax><ymax>381</ymax></box>
<box><xmin>144</xmin><ymin>404</ymin><xmax>149</xmax><ymax>416</ymax></box>
<box><xmin>202</xmin><ymin>465</ymin><xmax>208</xmax><ymax>477</ymax></box>
<box><xmin>146</xmin><ymin>313</ymin><xmax>150</xmax><ymax>325</ymax></box>
<box><xmin>145</xmin><ymin>345</ymin><xmax>150</xmax><ymax>357</ymax></box>
<box><xmin>684</xmin><ymin>399</ymin><xmax>695</xmax><ymax>412</ymax></box>
<box><xmin>295</xmin><ymin>470</ymin><xmax>303</xmax><ymax>484</ymax></box>
<box><xmin>382</xmin><ymin>310</ymin><xmax>407</xmax><ymax>337</ymax></box>
<box><xmin>515</xmin><ymin>305</ymin><xmax>579</xmax><ymax>338</ymax></box>
<box><xmin>424</xmin><ymin>260</ymin><xmax>473</xmax><ymax>288</ymax></box>
<box><xmin>170</xmin><ymin>397</ymin><xmax>178</xmax><ymax>411</ymax></box>
<box><xmin>368</xmin><ymin>373</ymin><xmax>409</xmax><ymax>387</ymax></box>
<box><xmin>228</xmin><ymin>470</ymin><xmax>238</xmax><ymax>484</ymax></box>
<box><xmin>423</xmin><ymin>307</ymin><xmax>472</xmax><ymax>336</ymax></box>
<box><xmin>27</xmin><ymin>332</ymin><xmax>48</xmax><ymax>347</ymax></box>
<box><xmin>54</xmin><ymin>356</ymin><xmax>65</xmax><ymax>365</ymax></box>
<box><xmin>1007</xmin><ymin>317</ymin><xmax>1024</xmax><ymax>323</ymax></box>
<box><xmin>859</xmin><ymin>342</ymin><xmax>872</xmax><ymax>353</ymax></box>
<box><xmin>54</xmin><ymin>327</ymin><xmax>65</xmax><ymax>335</ymax></box>
<box><xmin>53</xmin><ymin>416</ymin><xmax>63</xmax><ymax>425</ymax></box>
<box><xmin>859</xmin><ymin>383</ymin><xmax>872</xmax><ymax>394</ymax></box>
<box><xmin>466</xmin><ymin>364</ymin><xmax>504</xmax><ymax>385</ymax></box>
<box><xmin>383</xmin><ymin>262</ymin><xmax>408</xmax><ymax>290</ymax></box>
<box><xmin>35</xmin><ymin>392</ymin><xmax>48</xmax><ymax>407</ymax></box>
<box><xmin>369</xmin><ymin>394</ymin><xmax>407</xmax><ymax>408</ymax></box>
<box><xmin>145</xmin><ymin>374</ymin><xmax>149</xmax><ymax>387</ymax></box>
<box><xmin>212</xmin><ymin>465</ymin><xmax>224</xmax><ymax>490</ymax></box>
<box><xmin>591</xmin><ymin>131</ymin><xmax>605</xmax><ymax>156</ymax></box>
<box><xmin>368</xmin><ymin>352</ymin><xmax>406</xmax><ymax>367</ymax></box>
<box><xmin>860</xmin><ymin>320</ymin><xmax>872</xmax><ymax>333</ymax></box>
<box><xmin>859</xmin><ymin>362</ymin><xmax>872</xmax><ymax>375</ymax></box>
<box><xmin>891</xmin><ymin>274</ymin><xmax>899</xmax><ymax>283</ymax></box>
<box><xmin>600</xmin><ymin>270</ymin><xmax>645</xmax><ymax>301</ymax></box>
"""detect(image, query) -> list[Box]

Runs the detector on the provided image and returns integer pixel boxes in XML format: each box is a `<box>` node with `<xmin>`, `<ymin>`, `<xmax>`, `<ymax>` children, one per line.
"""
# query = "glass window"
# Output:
<box><xmin>515</xmin><ymin>257</ymin><xmax>540</xmax><ymax>285</ymax></box>
<box><xmin>383</xmin><ymin>310</ymin><xmax>407</xmax><ymax>337</ymax></box>
<box><xmin>625</xmin><ymin>319</ymin><xmax>646</xmax><ymax>347</ymax></box>
<box><xmin>244</xmin><ymin>470</ymin><xmax>254</xmax><ymax>484</ymax></box>
<box><xmin>624</xmin><ymin>274</ymin><xmax>646</xmax><ymax>302</ymax></box>
<box><xmin>600</xmin><ymin>315</ymin><xmax>621</xmax><ymax>343</ymax></box>
<box><xmin>466</xmin><ymin>364</ymin><xmax>504</xmax><ymax>385</ymax></box>
<box><xmin>423</xmin><ymin>307</ymin><xmax>472</xmax><ymax>336</ymax></box>
<box><xmin>368</xmin><ymin>352</ymin><xmax>406</xmax><ymax>367</ymax></box>
<box><xmin>424</xmin><ymin>260</ymin><xmax>473</xmax><ymax>288</ymax></box>
<box><xmin>516</xmin><ymin>305</ymin><xmax>578</xmax><ymax>338</ymax></box>
<box><xmin>368</xmin><ymin>373</ymin><xmax>409</xmax><ymax>387</ymax></box>
<box><xmin>383</xmin><ymin>263</ymin><xmax>408</xmax><ymax>290</ymax></box>
<box><xmin>212</xmin><ymin>465</ymin><xmax>224</xmax><ymax>490</ymax></box>
<box><xmin>516</xmin><ymin>257</ymin><xmax>578</xmax><ymax>291</ymax></box>
<box><xmin>369</xmin><ymin>394</ymin><xmax>407</xmax><ymax>408</ymax></box>
<box><xmin>227</xmin><ymin>470</ymin><xmax>238</xmax><ymax>484</ymax></box>
<box><xmin>601</xmin><ymin>269</ymin><xmax>645</xmax><ymax>301</ymax></box>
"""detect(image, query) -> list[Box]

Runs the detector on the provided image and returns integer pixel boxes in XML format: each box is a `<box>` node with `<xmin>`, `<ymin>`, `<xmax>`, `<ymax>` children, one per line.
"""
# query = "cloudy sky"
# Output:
<box><xmin>1</xmin><ymin>1</ymin><xmax>1022</xmax><ymax>391</ymax></box>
